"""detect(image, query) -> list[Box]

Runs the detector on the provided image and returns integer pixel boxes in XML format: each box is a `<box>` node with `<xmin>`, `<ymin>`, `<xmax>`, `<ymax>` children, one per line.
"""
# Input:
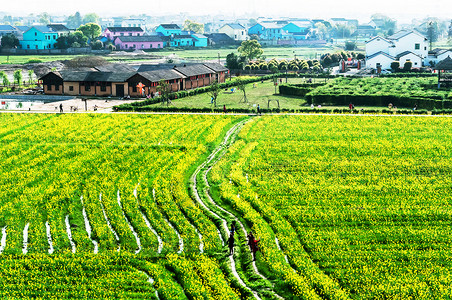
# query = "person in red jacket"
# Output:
<box><xmin>247</xmin><ymin>232</ymin><xmax>260</xmax><ymax>261</ymax></box>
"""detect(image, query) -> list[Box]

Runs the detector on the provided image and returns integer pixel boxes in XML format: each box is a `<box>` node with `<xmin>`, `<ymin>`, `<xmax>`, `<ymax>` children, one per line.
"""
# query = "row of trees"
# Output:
<box><xmin>54</xmin><ymin>23</ymin><xmax>102</xmax><ymax>49</ymax></box>
<box><xmin>0</xmin><ymin>70</ymin><xmax>35</xmax><ymax>87</ymax></box>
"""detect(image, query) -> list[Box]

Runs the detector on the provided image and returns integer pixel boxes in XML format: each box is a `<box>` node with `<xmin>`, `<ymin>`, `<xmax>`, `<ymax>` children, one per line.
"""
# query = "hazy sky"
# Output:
<box><xmin>3</xmin><ymin>0</ymin><xmax>451</xmax><ymax>23</ymax></box>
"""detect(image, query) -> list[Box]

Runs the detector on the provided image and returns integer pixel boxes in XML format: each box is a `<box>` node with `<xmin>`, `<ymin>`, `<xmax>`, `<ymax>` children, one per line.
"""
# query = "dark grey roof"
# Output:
<box><xmin>174</xmin><ymin>64</ymin><xmax>215</xmax><ymax>77</ymax></box>
<box><xmin>387</xmin><ymin>30</ymin><xmax>426</xmax><ymax>41</ymax></box>
<box><xmin>15</xmin><ymin>26</ymin><xmax>29</xmax><ymax>32</ymax></box>
<box><xmin>95</xmin><ymin>64</ymin><xmax>137</xmax><ymax>73</ymax></box>
<box><xmin>224</xmin><ymin>24</ymin><xmax>245</xmax><ymax>30</ymax></box>
<box><xmin>205</xmin><ymin>33</ymin><xmax>234</xmax><ymax>43</ymax></box>
<box><xmin>47</xmin><ymin>24</ymin><xmax>69</xmax><ymax>32</ymax></box>
<box><xmin>116</xmin><ymin>36</ymin><xmax>164</xmax><ymax>42</ymax></box>
<box><xmin>59</xmin><ymin>70</ymin><xmax>134</xmax><ymax>82</ymax></box>
<box><xmin>139</xmin><ymin>69</ymin><xmax>185</xmax><ymax>82</ymax></box>
<box><xmin>366</xmin><ymin>51</ymin><xmax>395</xmax><ymax>60</ymax></box>
<box><xmin>173</xmin><ymin>34</ymin><xmax>193</xmax><ymax>39</ymax></box>
<box><xmin>435</xmin><ymin>56</ymin><xmax>452</xmax><ymax>70</ymax></box>
<box><xmin>396</xmin><ymin>51</ymin><xmax>422</xmax><ymax>59</ymax></box>
<box><xmin>159</xmin><ymin>24</ymin><xmax>181</xmax><ymax>30</ymax></box>
<box><xmin>106</xmin><ymin>27</ymin><xmax>144</xmax><ymax>32</ymax></box>
<box><xmin>203</xmin><ymin>63</ymin><xmax>228</xmax><ymax>72</ymax></box>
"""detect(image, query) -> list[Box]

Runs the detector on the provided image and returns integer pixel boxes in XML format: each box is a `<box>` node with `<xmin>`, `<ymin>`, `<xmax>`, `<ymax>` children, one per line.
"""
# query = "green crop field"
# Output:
<box><xmin>1</xmin><ymin>113</ymin><xmax>451</xmax><ymax>299</ymax></box>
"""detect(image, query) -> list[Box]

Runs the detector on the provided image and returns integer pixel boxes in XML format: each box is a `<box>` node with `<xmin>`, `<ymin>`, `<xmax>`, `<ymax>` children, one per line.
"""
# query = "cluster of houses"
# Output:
<box><xmin>39</xmin><ymin>62</ymin><xmax>228</xmax><ymax>97</ymax></box>
<box><xmin>365</xmin><ymin>29</ymin><xmax>452</xmax><ymax>70</ymax></box>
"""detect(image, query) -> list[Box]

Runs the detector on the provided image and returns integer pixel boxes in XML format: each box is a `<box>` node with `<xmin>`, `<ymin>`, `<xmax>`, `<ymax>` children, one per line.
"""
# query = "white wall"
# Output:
<box><xmin>399</xmin><ymin>53</ymin><xmax>423</xmax><ymax>68</ymax></box>
<box><xmin>366</xmin><ymin>37</ymin><xmax>391</xmax><ymax>56</ymax></box>
<box><xmin>366</xmin><ymin>54</ymin><xmax>394</xmax><ymax>70</ymax></box>
<box><xmin>392</xmin><ymin>33</ymin><xmax>428</xmax><ymax>59</ymax></box>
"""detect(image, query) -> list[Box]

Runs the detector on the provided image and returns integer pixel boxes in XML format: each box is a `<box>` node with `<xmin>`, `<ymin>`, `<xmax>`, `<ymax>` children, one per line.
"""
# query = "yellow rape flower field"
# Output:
<box><xmin>0</xmin><ymin>113</ymin><xmax>451</xmax><ymax>299</ymax></box>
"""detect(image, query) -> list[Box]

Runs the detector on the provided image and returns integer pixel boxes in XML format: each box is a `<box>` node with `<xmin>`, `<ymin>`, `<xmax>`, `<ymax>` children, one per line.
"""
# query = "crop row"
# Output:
<box><xmin>212</xmin><ymin>115</ymin><xmax>452</xmax><ymax>299</ymax></box>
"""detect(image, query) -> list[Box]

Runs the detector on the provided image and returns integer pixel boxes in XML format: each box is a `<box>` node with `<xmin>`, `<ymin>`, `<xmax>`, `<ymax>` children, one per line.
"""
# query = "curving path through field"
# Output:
<box><xmin>191</xmin><ymin>118</ymin><xmax>286</xmax><ymax>300</ymax></box>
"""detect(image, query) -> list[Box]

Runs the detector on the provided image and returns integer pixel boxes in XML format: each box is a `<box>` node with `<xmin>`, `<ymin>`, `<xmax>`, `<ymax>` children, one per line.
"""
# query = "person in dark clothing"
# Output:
<box><xmin>257</xmin><ymin>104</ymin><xmax>261</xmax><ymax>115</ymax></box>
<box><xmin>230</xmin><ymin>220</ymin><xmax>236</xmax><ymax>236</ymax></box>
<box><xmin>59</xmin><ymin>103</ymin><xmax>63</xmax><ymax>113</ymax></box>
<box><xmin>228</xmin><ymin>233</ymin><xmax>235</xmax><ymax>255</ymax></box>
<box><xmin>247</xmin><ymin>232</ymin><xmax>260</xmax><ymax>261</ymax></box>
<box><xmin>223</xmin><ymin>105</ymin><xmax>226</xmax><ymax>113</ymax></box>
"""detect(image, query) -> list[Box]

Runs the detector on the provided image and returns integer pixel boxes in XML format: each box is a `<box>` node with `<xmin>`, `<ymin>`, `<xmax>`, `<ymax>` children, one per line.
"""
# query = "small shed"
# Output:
<box><xmin>434</xmin><ymin>56</ymin><xmax>452</xmax><ymax>87</ymax></box>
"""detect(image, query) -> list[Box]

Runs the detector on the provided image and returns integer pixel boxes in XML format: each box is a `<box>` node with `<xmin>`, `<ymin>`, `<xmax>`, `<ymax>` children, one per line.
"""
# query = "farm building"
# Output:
<box><xmin>39</xmin><ymin>63</ymin><xmax>228</xmax><ymax>97</ymax></box>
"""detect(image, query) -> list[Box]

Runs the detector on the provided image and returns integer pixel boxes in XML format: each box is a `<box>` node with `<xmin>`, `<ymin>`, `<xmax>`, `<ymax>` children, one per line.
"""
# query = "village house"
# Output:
<box><xmin>39</xmin><ymin>63</ymin><xmax>228</xmax><ymax>98</ymax></box>
<box><xmin>426</xmin><ymin>48</ymin><xmax>452</xmax><ymax>66</ymax></box>
<box><xmin>218</xmin><ymin>24</ymin><xmax>248</xmax><ymax>41</ymax></box>
<box><xmin>155</xmin><ymin>24</ymin><xmax>182</xmax><ymax>36</ymax></box>
<box><xmin>114</xmin><ymin>36</ymin><xmax>164</xmax><ymax>50</ymax></box>
<box><xmin>103</xmin><ymin>27</ymin><xmax>144</xmax><ymax>41</ymax></box>
<box><xmin>20</xmin><ymin>26</ymin><xmax>58</xmax><ymax>50</ymax></box>
<box><xmin>365</xmin><ymin>30</ymin><xmax>428</xmax><ymax>70</ymax></box>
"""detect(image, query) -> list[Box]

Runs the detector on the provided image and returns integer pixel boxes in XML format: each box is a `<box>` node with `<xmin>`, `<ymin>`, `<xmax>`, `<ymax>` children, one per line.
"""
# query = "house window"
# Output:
<box><xmin>47</xmin><ymin>84</ymin><xmax>52</xmax><ymax>90</ymax></box>
<box><xmin>414</xmin><ymin>62</ymin><xmax>418</xmax><ymax>65</ymax></box>
<box><xmin>125</xmin><ymin>44</ymin><xmax>128</xmax><ymax>48</ymax></box>
<box><xmin>27</xmin><ymin>45</ymin><xmax>30</xmax><ymax>49</ymax></box>
<box><xmin>142</xmin><ymin>44</ymin><xmax>144</xmax><ymax>48</ymax></box>
<box><xmin>55</xmin><ymin>85</ymin><xmax>59</xmax><ymax>91</ymax></box>
<box><xmin>85</xmin><ymin>85</ymin><xmax>90</xmax><ymax>91</ymax></box>
<box><xmin>100</xmin><ymin>85</ymin><xmax>107</xmax><ymax>92</ymax></box>
<box><xmin>35</xmin><ymin>32</ymin><xmax>37</xmax><ymax>36</ymax></box>
<box><xmin>69</xmin><ymin>86</ymin><xmax>74</xmax><ymax>91</ymax></box>
<box><xmin>415</xmin><ymin>43</ymin><xmax>420</xmax><ymax>50</ymax></box>
<box><xmin>120</xmin><ymin>33</ymin><xmax>124</xmax><ymax>36</ymax></box>
<box><xmin>158</xmin><ymin>44</ymin><xmax>161</xmax><ymax>48</ymax></box>
<box><xmin>132</xmin><ymin>86</ymin><xmax>137</xmax><ymax>92</ymax></box>
<box><xmin>424</xmin><ymin>47</ymin><xmax>427</xmax><ymax>50</ymax></box>
<box><xmin>129</xmin><ymin>33</ymin><xmax>132</xmax><ymax>36</ymax></box>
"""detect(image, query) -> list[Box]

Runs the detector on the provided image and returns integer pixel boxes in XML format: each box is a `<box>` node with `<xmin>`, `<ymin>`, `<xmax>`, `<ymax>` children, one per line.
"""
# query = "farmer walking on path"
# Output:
<box><xmin>247</xmin><ymin>232</ymin><xmax>260</xmax><ymax>261</ymax></box>
<box><xmin>59</xmin><ymin>103</ymin><xmax>63</xmax><ymax>113</ymax></box>
<box><xmin>228</xmin><ymin>233</ymin><xmax>235</xmax><ymax>255</ymax></box>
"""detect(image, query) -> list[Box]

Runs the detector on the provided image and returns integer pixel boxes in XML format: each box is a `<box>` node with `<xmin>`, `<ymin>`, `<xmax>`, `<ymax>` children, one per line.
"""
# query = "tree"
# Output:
<box><xmin>157</xmin><ymin>80</ymin><xmax>171</xmax><ymax>106</ymax></box>
<box><xmin>345</xmin><ymin>41</ymin><xmax>356</xmax><ymax>50</ymax></box>
<box><xmin>237</xmin><ymin>40</ymin><xmax>263</xmax><ymax>62</ymax></box>
<box><xmin>334</xmin><ymin>24</ymin><xmax>352</xmax><ymax>39</ymax></box>
<box><xmin>183</xmin><ymin>20</ymin><xmax>204</xmax><ymax>33</ymax></box>
<box><xmin>66</xmin><ymin>12</ymin><xmax>82</xmax><ymax>29</ymax></box>
<box><xmin>236</xmin><ymin>77</ymin><xmax>248</xmax><ymax>103</ymax></box>
<box><xmin>208</xmin><ymin>80</ymin><xmax>221</xmax><ymax>107</ymax></box>
<box><xmin>0</xmin><ymin>71</ymin><xmax>9</xmax><ymax>86</ymax></box>
<box><xmin>13</xmin><ymin>69</ymin><xmax>22</xmax><ymax>86</ymax></box>
<box><xmin>226</xmin><ymin>53</ymin><xmax>245</xmax><ymax>70</ymax></box>
<box><xmin>82</xmin><ymin>13</ymin><xmax>99</xmax><ymax>25</ymax></box>
<box><xmin>448</xmin><ymin>20</ymin><xmax>452</xmax><ymax>44</ymax></box>
<box><xmin>78</xmin><ymin>23</ymin><xmax>101</xmax><ymax>41</ymax></box>
<box><xmin>91</xmin><ymin>40</ymin><xmax>103</xmax><ymax>50</ymax></box>
<box><xmin>38</xmin><ymin>12</ymin><xmax>50</xmax><ymax>25</ymax></box>
<box><xmin>28</xmin><ymin>70</ymin><xmax>34</xmax><ymax>84</ymax></box>
<box><xmin>55</xmin><ymin>31</ymin><xmax>88</xmax><ymax>49</ymax></box>
<box><xmin>1</xmin><ymin>33</ymin><xmax>20</xmax><ymax>49</ymax></box>
<box><xmin>390</xmin><ymin>61</ymin><xmax>400</xmax><ymax>72</ymax></box>
<box><xmin>403</xmin><ymin>61</ymin><xmax>412</xmax><ymax>71</ymax></box>
<box><xmin>315</xmin><ymin>22</ymin><xmax>329</xmax><ymax>40</ymax></box>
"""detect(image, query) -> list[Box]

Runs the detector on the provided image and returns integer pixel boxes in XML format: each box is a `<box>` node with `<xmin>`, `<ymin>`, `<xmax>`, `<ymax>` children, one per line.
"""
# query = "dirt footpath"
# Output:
<box><xmin>6</xmin><ymin>98</ymin><xmax>144</xmax><ymax>113</ymax></box>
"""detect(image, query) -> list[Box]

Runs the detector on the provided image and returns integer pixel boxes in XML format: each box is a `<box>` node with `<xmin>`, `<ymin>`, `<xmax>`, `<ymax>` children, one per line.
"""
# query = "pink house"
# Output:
<box><xmin>114</xmin><ymin>36</ymin><xmax>165</xmax><ymax>50</ymax></box>
<box><xmin>103</xmin><ymin>27</ymin><xmax>144</xmax><ymax>40</ymax></box>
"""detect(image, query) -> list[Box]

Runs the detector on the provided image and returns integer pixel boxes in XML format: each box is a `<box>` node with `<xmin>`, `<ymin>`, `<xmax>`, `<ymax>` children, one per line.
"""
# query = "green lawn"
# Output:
<box><xmin>0</xmin><ymin>45</ymin><xmax>350</xmax><ymax>65</ymax></box>
<box><xmin>146</xmin><ymin>77</ymin><xmax>337</xmax><ymax>111</ymax></box>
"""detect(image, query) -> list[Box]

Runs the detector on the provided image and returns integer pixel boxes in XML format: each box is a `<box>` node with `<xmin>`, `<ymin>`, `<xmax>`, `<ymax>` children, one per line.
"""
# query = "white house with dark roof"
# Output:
<box><xmin>218</xmin><ymin>24</ymin><xmax>248</xmax><ymax>41</ymax></box>
<box><xmin>426</xmin><ymin>48</ymin><xmax>452</xmax><ymax>66</ymax></box>
<box><xmin>365</xmin><ymin>30</ymin><xmax>428</xmax><ymax>70</ymax></box>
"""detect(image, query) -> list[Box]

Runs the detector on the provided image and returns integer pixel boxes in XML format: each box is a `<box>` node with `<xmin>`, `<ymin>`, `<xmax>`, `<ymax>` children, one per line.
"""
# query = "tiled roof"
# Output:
<box><xmin>159</xmin><ymin>24</ymin><xmax>181</xmax><ymax>29</ymax></box>
<box><xmin>116</xmin><ymin>36</ymin><xmax>164</xmax><ymax>42</ymax></box>
<box><xmin>203</xmin><ymin>63</ymin><xmax>228</xmax><ymax>72</ymax></box>
<box><xmin>435</xmin><ymin>56</ymin><xmax>452</xmax><ymax>70</ymax></box>
<box><xmin>174</xmin><ymin>64</ymin><xmax>215</xmax><ymax>77</ymax></box>
<box><xmin>225</xmin><ymin>24</ymin><xmax>245</xmax><ymax>30</ymax></box>
<box><xmin>139</xmin><ymin>69</ymin><xmax>185</xmax><ymax>82</ymax></box>
<box><xmin>366</xmin><ymin>51</ymin><xmax>395</xmax><ymax>60</ymax></box>
<box><xmin>47</xmin><ymin>24</ymin><xmax>69</xmax><ymax>32</ymax></box>
<box><xmin>59</xmin><ymin>71</ymin><xmax>134</xmax><ymax>82</ymax></box>
<box><xmin>0</xmin><ymin>25</ymin><xmax>15</xmax><ymax>31</ymax></box>
<box><xmin>107</xmin><ymin>27</ymin><xmax>144</xmax><ymax>32</ymax></box>
<box><xmin>32</xmin><ymin>26</ymin><xmax>55</xmax><ymax>33</ymax></box>
<box><xmin>396</xmin><ymin>51</ymin><xmax>422</xmax><ymax>59</ymax></box>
